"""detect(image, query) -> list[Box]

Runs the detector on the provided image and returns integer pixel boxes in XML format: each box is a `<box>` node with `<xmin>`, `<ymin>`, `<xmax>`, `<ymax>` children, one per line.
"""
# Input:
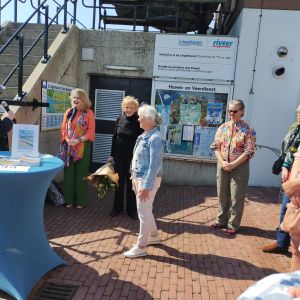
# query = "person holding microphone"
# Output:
<box><xmin>0</xmin><ymin>101</ymin><xmax>16</xmax><ymax>151</ymax></box>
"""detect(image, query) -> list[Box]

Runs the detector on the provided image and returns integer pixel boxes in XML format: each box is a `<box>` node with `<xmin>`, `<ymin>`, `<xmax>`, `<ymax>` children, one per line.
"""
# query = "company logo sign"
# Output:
<box><xmin>178</xmin><ymin>40</ymin><xmax>203</xmax><ymax>47</ymax></box>
<box><xmin>212</xmin><ymin>39</ymin><xmax>234</xmax><ymax>48</ymax></box>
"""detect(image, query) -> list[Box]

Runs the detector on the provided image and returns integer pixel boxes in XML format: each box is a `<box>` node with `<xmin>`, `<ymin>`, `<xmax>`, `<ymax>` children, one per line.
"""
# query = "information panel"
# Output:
<box><xmin>153</xmin><ymin>80</ymin><xmax>232</xmax><ymax>160</ymax></box>
<box><xmin>153</xmin><ymin>34</ymin><xmax>238</xmax><ymax>81</ymax></box>
<box><xmin>41</xmin><ymin>80</ymin><xmax>74</xmax><ymax>131</ymax></box>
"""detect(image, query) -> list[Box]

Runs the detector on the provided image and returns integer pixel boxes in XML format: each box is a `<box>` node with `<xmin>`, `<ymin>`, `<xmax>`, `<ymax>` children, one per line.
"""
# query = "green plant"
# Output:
<box><xmin>96</xmin><ymin>176</ymin><xmax>118</xmax><ymax>199</ymax></box>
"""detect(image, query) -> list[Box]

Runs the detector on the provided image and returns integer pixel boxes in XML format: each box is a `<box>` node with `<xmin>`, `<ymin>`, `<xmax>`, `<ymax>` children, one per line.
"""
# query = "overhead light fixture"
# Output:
<box><xmin>105</xmin><ymin>65</ymin><xmax>140</xmax><ymax>71</ymax></box>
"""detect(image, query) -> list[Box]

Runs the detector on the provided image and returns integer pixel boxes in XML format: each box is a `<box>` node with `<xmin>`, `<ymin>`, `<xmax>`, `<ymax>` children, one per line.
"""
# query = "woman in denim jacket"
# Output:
<box><xmin>124</xmin><ymin>104</ymin><xmax>164</xmax><ymax>258</ymax></box>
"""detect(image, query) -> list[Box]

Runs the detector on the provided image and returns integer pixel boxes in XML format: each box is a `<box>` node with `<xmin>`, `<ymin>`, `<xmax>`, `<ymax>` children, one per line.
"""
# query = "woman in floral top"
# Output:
<box><xmin>60</xmin><ymin>88</ymin><xmax>95</xmax><ymax>208</ymax></box>
<box><xmin>210</xmin><ymin>99</ymin><xmax>256</xmax><ymax>236</ymax></box>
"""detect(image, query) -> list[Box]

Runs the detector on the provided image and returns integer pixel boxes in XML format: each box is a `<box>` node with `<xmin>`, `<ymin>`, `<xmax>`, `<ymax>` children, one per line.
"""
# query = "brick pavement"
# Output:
<box><xmin>0</xmin><ymin>185</ymin><xmax>291</xmax><ymax>300</ymax></box>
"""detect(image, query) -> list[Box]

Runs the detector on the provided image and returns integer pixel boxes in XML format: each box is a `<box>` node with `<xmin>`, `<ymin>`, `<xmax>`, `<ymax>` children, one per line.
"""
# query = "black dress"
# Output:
<box><xmin>0</xmin><ymin>117</ymin><xmax>13</xmax><ymax>151</ymax></box>
<box><xmin>111</xmin><ymin>113</ymin><xmax>143</xmax><ymax>216</ymax></box>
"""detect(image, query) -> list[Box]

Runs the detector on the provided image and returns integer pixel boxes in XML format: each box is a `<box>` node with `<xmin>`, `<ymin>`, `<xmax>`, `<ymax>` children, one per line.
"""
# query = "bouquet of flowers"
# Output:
<box><xmin>86</xmin><ymin>162</ymin><xmax>119</xmax><ymax>199</ymax></box>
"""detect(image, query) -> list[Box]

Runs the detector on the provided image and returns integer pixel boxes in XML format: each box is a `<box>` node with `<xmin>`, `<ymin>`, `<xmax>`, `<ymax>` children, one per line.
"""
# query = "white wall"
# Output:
<box><xmin>230</xmin><ymin>8</ymin><xmax>300</xmax><ymax>186</ymax></box>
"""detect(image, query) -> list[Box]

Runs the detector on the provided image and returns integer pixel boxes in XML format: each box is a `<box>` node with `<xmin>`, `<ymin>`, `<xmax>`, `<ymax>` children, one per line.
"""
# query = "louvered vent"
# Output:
<box><xmin>92</xmin><ymin>133</ymin><xmax>113</xmax><ymax>163</ymax></box>
<box><xmin>94</xmin><ymin>89</ymin><xmax>124</xmax><ymax>120</ymax></box>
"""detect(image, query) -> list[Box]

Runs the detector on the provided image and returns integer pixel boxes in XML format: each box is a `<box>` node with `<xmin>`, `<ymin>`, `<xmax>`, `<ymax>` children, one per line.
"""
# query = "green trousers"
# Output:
<box><xmin>64</xmin><ymin>141</ymin><xmax>91</xmax><ymax>207</ymax></box>
<box><xmin>216</xmin><ymin>160</ymin><xmax>249</xmax><ymax>231</ymax></box>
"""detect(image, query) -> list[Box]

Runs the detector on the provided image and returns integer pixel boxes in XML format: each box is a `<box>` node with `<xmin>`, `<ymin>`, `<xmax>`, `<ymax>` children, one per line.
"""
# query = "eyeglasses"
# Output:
<box><xmin>228</xmin><ymin>110</ymin><xmax>239</xmax><ymax>114</ymax></box>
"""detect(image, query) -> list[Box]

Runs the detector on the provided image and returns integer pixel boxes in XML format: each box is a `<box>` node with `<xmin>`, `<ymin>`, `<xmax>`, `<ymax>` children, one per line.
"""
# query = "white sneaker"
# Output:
<box><xmin>124</xmin><ymin>245</ymin><xmax>147</xmax><ymax>258</ymax></box>
<box><xmin>147</xmin><ymin>235</ymin><xmax>161</xmax><ymax>245</ymax></box>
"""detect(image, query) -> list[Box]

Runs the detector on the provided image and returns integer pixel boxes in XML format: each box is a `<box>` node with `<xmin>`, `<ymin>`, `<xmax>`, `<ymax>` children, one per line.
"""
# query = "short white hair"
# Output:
<box><xmin>138</xmin><ymin>104</ymin><xmax>162</xmax><ymax>126</ymax></box>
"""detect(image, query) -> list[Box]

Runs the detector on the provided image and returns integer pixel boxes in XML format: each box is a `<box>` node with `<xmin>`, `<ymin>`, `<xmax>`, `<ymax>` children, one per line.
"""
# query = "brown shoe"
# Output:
<box><xmin>261</xmin><ymin>242</ymin><xmax>288</xmax><ymax>253</ymax></box>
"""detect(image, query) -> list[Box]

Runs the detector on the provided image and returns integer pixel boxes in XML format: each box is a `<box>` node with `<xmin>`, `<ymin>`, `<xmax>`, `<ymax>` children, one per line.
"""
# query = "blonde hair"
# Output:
<box><xmin>121</xmin><ymin>96</ymin><xmax>139</xmax><ymax>112</ymax></box>
<box><xmin>297</xmin><ymin>105</ymin><xmax>300</xmax><ymax>112</ymax></box>
<box><xmin>70</xmin><ymin>88</ymin><xmax>92</xmax><ymax>110</ymax></box>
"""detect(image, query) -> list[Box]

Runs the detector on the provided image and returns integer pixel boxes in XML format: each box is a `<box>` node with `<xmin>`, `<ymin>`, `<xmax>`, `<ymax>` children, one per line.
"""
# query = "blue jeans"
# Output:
<box><xmin>277</xmin><ymin>191</ymin><xmax>291</xmax><ymax>249</ymax></box>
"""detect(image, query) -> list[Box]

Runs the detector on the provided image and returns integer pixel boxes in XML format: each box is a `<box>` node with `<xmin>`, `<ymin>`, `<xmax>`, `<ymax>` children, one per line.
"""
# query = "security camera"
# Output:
<box><xmin>277</xmin><ymin>46</ymin><xmax>288</xmax><ymax>58</ymax></box>
<box><xmin>273</xmin><ymin>66</ymin><xmax>285</xmax><ymax>78</ymax></box>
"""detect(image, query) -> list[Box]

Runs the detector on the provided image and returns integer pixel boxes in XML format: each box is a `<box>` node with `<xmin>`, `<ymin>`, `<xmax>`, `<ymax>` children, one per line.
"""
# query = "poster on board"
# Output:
<box><xmin>153</xmin><ymin>80</ymin><xmax>232</xmax><ymax>160</ymax></box>
<box><xmin>41</xmin><ymin>80</ymin><xmax>74</xmax><ymax>131</ymax></box>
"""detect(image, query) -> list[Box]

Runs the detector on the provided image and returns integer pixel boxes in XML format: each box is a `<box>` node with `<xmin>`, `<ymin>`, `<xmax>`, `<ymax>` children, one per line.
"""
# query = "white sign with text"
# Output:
<box><xmin>153</xmin><ymin>34</ymin><xmax>238</xmax><ymax>81</ymax></box>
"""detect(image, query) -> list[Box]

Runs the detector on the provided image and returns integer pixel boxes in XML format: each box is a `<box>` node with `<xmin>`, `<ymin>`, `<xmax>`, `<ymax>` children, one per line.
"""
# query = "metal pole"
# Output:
<box><xmin>133</xmin><ymin>6</ymin><xmax>136</xmax><ymax>31</ymax></box>
<box><xmin>73</xmin><ymin>0</ymin><xmax>77</xmax><ymax>25</ymax></box>
<box><xmin>37</xmin><ymin>0</ymin><xmax>41</xmax><ymax>23</ymax></box>
<box><xmin>103</xmin><ymin>9</ymin><xmax>106</xmax><ymax>30</ymax></box>
<box><xmin>62</xmin><ymin>0</ymin><xmax>68</xmax><ymax>33</ymax></box>
<box><xmin>17</xmin><ymin>34</ymin><xmax>24</xmax><ymax>99</ymax></box>
<box><xmin>92</xmin><ymin>0</ymin><xmax>96</xmax><ymax>29</ymax></box>
<box><xmin>14</xmin><ymin>0</ymin><xmax>17</xmax><ymax>22</ymax></box>
<box><xmin>42</xmin><ymin>5</ymin><xmax>50</xmax><ymax>63</ymax></box>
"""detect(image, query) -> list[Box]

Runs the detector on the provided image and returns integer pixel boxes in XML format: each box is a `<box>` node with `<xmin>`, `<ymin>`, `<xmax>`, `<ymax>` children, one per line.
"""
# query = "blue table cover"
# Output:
<box><xmin>0</xmin><ymin>152</ymin><xmax>65</xmax><ymax>300</ymax></box>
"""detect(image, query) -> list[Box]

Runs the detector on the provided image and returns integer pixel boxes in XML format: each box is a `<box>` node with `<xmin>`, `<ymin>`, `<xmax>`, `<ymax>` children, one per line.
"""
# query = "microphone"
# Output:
<box><xmin>0</xmin><ymin>85</ymin><xmax>5</xmax><ymax>94</ymax></box>
<box><xmin>1</xmin><ymin>101</ymin><xmax>16</xmax><ymax>123</ymax></box>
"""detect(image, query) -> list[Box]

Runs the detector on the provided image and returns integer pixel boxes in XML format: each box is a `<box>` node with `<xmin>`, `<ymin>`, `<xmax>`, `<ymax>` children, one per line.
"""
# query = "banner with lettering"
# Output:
<box><xmin>41</xmin><ymin>80</ymin><xmax>74</xmax><ymax>131</ymax></box>
<box><xmin>152</xmin><ymin>79</ymin><xmax>232</xmax><ymax>160</ymax></box>
<box><xmin>153</xmin><ymin>34</ymin><xmax>238</xmax><ymax>81</ymax></box>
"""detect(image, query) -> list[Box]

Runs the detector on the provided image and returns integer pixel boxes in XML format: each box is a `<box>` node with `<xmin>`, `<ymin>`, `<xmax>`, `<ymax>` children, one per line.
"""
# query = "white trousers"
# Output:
<box><xmin>134</xmin><ymin>177</ymin><xmax>161</xmax><ymax>247</ymax></box>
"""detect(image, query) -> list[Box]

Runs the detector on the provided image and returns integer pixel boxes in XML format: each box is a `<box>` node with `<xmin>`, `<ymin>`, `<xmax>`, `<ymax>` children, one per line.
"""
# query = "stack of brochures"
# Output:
<box><xmin>0</xmin><ymin>156</ymin><xmax>41</xmax><ymax>167</ymax></box>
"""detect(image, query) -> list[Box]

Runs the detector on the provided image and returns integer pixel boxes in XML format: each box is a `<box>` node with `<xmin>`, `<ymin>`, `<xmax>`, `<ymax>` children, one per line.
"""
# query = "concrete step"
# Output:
<box><xmin>0</xmin><ymin>53</ymin><xmax>42</xmax><ymax>65</ymax></box>
<box><xmin>0</xmin><ymin>74</ymin><xmax>29</xmax><ymax>87</ymax></box>
<box><xmin>0</xmin><ymin>36</ymin><xmax>56</xmax><ymax>48</ymax></box>
<box><xmin>1</xmin><ymin>26</ymin><xmax>61</xmax><ymax>42</ymax></box>
<box><xmin>0</xmin><ymin>43</ymin><xmax>47</xmax><ymax>56</ymax></box>
<box><xmin>0</xmin><ymin>86</ymin><xmax>18</xmax><ymax>100</ymax></box>
<box><xmin>10</xmin><ymin>22</ymin><xmax>63</xmax><ymax>32</ymax></box>
<box><xmin>0</xmin><ymin>64</ymin><xmax>36</xmax><ymax>76</ymax></box>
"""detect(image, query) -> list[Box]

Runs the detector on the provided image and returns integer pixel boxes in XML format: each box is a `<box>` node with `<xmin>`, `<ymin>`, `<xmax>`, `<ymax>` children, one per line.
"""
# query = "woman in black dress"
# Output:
<box><xmin>109</xmin><ymin>96</ymin><xmax>143</xmax><ymax>219</ymax></box>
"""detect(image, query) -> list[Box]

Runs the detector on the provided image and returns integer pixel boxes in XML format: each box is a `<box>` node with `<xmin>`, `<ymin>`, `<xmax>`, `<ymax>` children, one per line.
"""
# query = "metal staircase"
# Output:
<box><xmin>0</xmin><ymin>22</ymin><xmax>63</xmax><ymax>101</ymax></box>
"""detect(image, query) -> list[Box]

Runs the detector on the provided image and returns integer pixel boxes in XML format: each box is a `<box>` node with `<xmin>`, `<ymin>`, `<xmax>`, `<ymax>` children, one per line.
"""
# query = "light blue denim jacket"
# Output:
<box><xmin>131</xmin><ymin>127</ymin><xmax>164</xmax><ymax>190</ymax></box>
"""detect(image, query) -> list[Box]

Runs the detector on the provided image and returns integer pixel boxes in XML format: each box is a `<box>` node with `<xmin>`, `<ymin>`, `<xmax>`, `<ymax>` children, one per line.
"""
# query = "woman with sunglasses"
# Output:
<box><xmin>210</xmin><ymin>99</ymin><xmax>256</xmax><ymax>236</ymax></box>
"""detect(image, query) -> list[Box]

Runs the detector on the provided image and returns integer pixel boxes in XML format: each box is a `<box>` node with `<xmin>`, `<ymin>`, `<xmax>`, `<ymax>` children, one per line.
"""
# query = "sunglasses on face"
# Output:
<box><xmin>228</xmin><ymin>110</ymin><xmax>239</xmax><ymax>114</ymax></box>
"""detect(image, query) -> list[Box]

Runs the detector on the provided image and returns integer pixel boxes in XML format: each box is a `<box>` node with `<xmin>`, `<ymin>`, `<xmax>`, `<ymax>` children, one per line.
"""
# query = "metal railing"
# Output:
<box><xmin>0</xmin><ymin>0</ymin><xmax>72</xmax><ymax>101</ymax></box>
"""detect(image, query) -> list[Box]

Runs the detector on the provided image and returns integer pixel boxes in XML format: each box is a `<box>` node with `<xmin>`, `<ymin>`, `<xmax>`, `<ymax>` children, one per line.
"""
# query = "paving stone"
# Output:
<box><xmin>0</xmin><ymin>185</ymin><xmax>290</xmax><ymax>300</ymax></box>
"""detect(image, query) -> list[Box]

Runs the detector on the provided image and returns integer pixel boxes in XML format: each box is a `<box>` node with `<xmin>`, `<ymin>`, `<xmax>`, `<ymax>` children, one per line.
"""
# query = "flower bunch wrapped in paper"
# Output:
<box><xmin>86</xmin><ymin>162</ymin><xmax>119</xmax><ymax>199</ymax></box>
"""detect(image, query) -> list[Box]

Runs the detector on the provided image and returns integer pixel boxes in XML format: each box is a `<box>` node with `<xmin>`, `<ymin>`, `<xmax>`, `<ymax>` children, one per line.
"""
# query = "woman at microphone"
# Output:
<box><xmin>0</xmin><ymin>106</ymin><xmax>15</xmax><ymax>151</ymax></box>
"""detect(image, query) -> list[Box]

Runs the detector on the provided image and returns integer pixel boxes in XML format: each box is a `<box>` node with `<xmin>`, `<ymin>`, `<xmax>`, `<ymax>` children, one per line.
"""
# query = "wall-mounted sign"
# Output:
<box><xmin>41</xmin><ymin>80</ymin><xmax>74</xmax><ymax>131</ymax></box>
<box><xmin>153</xmin><ymin>34</ymin><xmax>238</xmax><ymax>81</ymax></box>
<box><xmin>152</xmin><ymin>79</ymin><xmax>232</xmax><ymax>160</ymax></box>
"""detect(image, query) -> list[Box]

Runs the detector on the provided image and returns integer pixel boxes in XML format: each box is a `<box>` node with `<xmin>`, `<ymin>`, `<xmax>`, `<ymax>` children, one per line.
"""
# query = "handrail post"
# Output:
<box><xmin>103</xmin><ymin>10</ymin><xmax>107</xmax><ymax>30</ymax></box>
<box><xmin>62</xmin><ymin>0</ymin><xmax>68</xmax><ymax>33</ymax></box>
<box><xmin>56</xmin><ymin>7</ymin><xmax>59</xmax><ymax>24</ymax></box>
<box><xmin>175</xmin><ymin>3</ymin><xmax>179</xmax><ymax>33</ymax></box>
<box><xmin>73</xmin><ymin>0</ymin><xmax>78</xmax><ymax>25</ymax></box>
<box><xmin>42</xmin><ymin>5</ymin><xmax>50</xmax><ymax>63</ymax></box>
<box><xmin>98</xmin><ymin>0</ymin><xmax>101</xmax><ymax>29</ymax></box>
<box><xmin>92</xmin><ymin>0</ymin><xmax>96</xmax><ymax>29</ymax></box>
<box><xmin>144</xmin><ymin>2</ymin><xmax>149</xmax><ymax>32</ymax></box>
<box><xmin>37</xmin><ymin>0</ymin><xmax>41</xmax><ymax>24</ymax></box>
<box><xmin>17</xmin><ymin>34</ymin><xmax>25</xmax><ymax>100</ymax></box>
<box><xmin>133</xmin><ymin>6</ymin><xmax>136</xmax><ymax>31</ymax></box>
<box><xmin>14</xmin><ymin>0</ymin><xmax>17</xmax><ymax>22</ymax></box>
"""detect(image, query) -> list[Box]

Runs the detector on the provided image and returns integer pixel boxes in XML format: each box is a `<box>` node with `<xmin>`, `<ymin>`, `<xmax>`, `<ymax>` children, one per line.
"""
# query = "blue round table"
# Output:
<box><xmin>0</xmin><ymin>152</ymin><xmax>65</xmax><ymax>300</ymax></box>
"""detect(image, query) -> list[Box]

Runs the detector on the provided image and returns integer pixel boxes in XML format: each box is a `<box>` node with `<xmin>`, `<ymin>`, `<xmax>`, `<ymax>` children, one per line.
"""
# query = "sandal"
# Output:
<box><xmin>210</xmin><ymin>223</ymin><xmax>226</xmax><ymax>229</ymax></box>
<box><xmin>225</xmin><ymin>229</ymin><xmax>238</xmax><ymax>236</ymax></box>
